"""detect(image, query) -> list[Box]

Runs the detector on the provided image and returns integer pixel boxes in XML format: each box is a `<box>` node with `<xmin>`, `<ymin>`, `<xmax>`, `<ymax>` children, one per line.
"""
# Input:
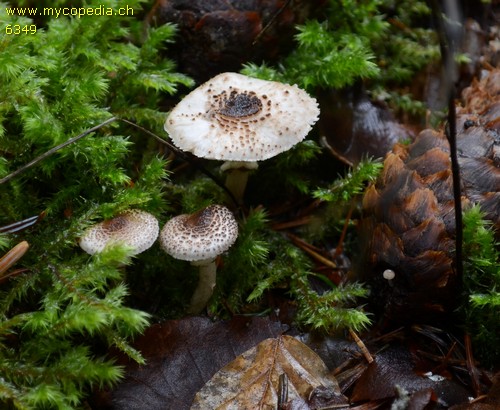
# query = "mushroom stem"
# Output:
<box><xmin>221</xmin><ymin>161</ymin><xmax>258</xmax><ymax>204</ymax></box>
<box><xmin>188</xmin><ymin>259</ymin><xmax>217</xmax><ymax>314</ymax></box>
<box><xmin>225</xmin><ymin>169</ymin><xmax>250</xmax><ymax>204</ymax></box>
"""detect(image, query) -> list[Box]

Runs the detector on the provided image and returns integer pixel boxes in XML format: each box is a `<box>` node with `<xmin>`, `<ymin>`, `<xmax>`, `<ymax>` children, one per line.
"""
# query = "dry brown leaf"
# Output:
<box><xmin>191</xmin><ymin>334</ymin><xmax>347</xmax><ymax>410</ymax></box>
<box><xmin>108</xmin><ymin>316</ymin><xmax>285</xmax><ymax>410</ymax></box>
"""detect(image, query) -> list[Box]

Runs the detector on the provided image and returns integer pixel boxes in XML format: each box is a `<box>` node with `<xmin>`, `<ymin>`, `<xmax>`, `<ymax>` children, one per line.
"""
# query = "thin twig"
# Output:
<box><xmin>0</xmin><ymin>116</ymin><xmax>117</xmax><ymax>185</ymax></box>
<box><xmin>252</xmin><ymin>0</ymin><xmax>292</xmax><ymax>46</ymax></box>
<box><xmin>277</xmin><ymin>373</ymin><xmax>288</xmax><ymax>409</ymax></box>
<box><xmin>0</xmin><ymin>241</ymin><xmax>29</xmax><ymax>276</ymax></box>
<box><xmin>464</xmin><ymin>333</ymin><xmax>482</xmax><ymax>397</ymax></box>
<box><xmin>349</xmin><ymin>328</ymin><xmax>374</xmax><ymax>364</ymax></box>
<box><xmin>286</xmin><ymin>232</ymin><xmax>338</xmax><ymax>269</ymax></box>
<box><xmin>271</xmin><ymin>216</ymin><xmax>312</xmax><ymax>230</ymax></box>
<box><xmin>429</xmin><ymin>0</ymin><xmax>464</xmax><ymax>280</ymax></box>
<box><xmin>446</xmin><ymin>89</ymin><xmax>464</xmax><ymax>279</ymax></box>
<box><xmin>0</xmin><ymin>212</ymin><xmax>45</xmax><ymax>233</ymax></box>
<box><xmin>331</xmin><ymin>203</ymin><xmax>354</xmax><ymax>260</ymax></box>
<box><xmin>0</xmin><ymin>268</ymin><xmax>29</xmax><ymax>284</ymax></box>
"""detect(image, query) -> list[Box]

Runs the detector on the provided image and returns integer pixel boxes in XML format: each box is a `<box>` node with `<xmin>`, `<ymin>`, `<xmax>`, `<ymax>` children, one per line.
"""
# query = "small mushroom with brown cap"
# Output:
<box><xmin>79</xmin><ymin>210</ymin><xmax>159</xmax><ymax>256</ymax></box>
<box><xmin>159</xmin><ymin>205</ymin><xmax>238</xmax><ymax>314</ymax></box>
<box><xmin>164</xmin><ymin>72</ymin><xmax>320</xmax><ymax>203</ymax></box>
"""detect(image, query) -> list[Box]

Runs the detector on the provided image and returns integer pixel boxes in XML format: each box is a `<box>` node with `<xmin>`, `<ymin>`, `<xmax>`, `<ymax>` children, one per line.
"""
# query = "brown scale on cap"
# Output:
<box><xmin>160</xmin><ymin>205</ymin><xmax>238</xmax><ymax>262</ymax></box>
<box><xmin>359</xmin><ymin>68</ymin><xmax>500</xmax><ymax>324</ymax></box>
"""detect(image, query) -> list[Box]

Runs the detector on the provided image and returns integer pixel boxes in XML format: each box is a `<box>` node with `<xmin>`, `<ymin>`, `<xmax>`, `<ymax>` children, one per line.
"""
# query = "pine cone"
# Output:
<box><xmin>359</xmin><ymin>68</ymin><xmax>500</xmax><ymax>323</ymax></box>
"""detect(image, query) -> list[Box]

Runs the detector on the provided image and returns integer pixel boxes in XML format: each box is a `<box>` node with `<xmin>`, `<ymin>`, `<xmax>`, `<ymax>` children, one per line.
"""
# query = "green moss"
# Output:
<box><xmin>462</xmin><ymin>205</ymin><xmax>500</xmax><ymax>367</ymax></box>
<box><xmin>243</xmin><ymin>0</ymin><xmax>437</xmax><ymax>110</ymax></box>
<box><xmin>0</xmin><ymin>0</ymin><xmax>191</xmax><ymax>407</ymax></box>
<box><xmin>313</xmin><ymin>158</ymin><xmax>383</xmax><ymax>203</ymax></box>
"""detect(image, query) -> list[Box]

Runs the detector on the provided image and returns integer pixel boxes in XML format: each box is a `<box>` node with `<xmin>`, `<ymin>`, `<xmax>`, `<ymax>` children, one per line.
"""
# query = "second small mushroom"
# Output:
<box><xmin>79</xmin><ymin>209</ymin><xmax>159</xmax><ymax>256</ymax></box>
<box><xmin>159</xmin><ymin>205</ymin><xmax>238</xmax><ymax>314</ymax></box>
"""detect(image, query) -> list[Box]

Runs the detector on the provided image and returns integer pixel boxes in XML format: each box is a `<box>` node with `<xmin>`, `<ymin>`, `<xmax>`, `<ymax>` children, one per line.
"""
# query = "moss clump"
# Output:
<box><xmin>243</xmin><ymin>0</ymin><xmax>437</xmax><ymax>91</ymax></box>
<box><xmin>0</xmin><ymin>0</ymin><xmax>192</xmax><ymax>407</ymax></box>
<box><xmin>462</xmin><ymin>205</ymin><xmax>500</xmax><ymax>367</ymax></box>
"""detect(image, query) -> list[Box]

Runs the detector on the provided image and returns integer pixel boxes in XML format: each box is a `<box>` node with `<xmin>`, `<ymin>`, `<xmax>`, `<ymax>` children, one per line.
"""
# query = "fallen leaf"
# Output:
<box><xmin>110</xmin><ymin>316</ymin><xmax>286</xmax><ymax>410</ymax></box>
<box><xmin>351</xmin><ymin>345</ymin><xmax>470</xmax><ymax>407</ymax></box>
<box><xmin>191</xmin><ymin>335</ymin><xmax>347</xmax><ymax>410</ymax></box>
<box><xmin>318</xmin><ymin>89</ymin><xmax>415</xmax><ymax>165</ymax></box>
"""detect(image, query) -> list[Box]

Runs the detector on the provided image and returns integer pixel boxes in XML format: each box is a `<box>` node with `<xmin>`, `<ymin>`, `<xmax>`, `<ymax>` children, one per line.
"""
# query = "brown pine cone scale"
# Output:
<box><xmin>360</xmin><ymin>68</ymin><xmax>500</xmax><ymax>324</ymax></box>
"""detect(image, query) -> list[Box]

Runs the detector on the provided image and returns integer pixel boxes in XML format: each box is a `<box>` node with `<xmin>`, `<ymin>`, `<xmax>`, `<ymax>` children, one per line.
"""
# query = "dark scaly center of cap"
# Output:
<box><xmin>184</xmin><ymin>206</ymin><xmax>215</xmax><ymax>231</ymax></box>
<box><xmin>218</xmin><ymin>91</ymin><xmax>263</xmax><ymax>118</ymax></box>
<box><xmin>102</xmin><ymin>215</ymin><xmax>128</xmax><ymax>232</ymax></box>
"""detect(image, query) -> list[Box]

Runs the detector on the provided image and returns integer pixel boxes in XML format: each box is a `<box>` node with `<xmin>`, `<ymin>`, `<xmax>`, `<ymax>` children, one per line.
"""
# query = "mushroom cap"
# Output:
<box><xmin>79</xmin><ymin>210</ymin><xmax>159</xmax><ymax>255</ymax></box>
<box><xmin>382</xmin><ymin>269</ymin><xmax>396</xmax><ymax>280</ymax></box>
<box><xmin>164</xmin><ymin>72</ymin><xmax>320</xmax><ymax>162</ymax></box>
<box><xmin>160</xmin><ymin>205</ymin><xmax>238</xmax><ymax>262</ymax></box>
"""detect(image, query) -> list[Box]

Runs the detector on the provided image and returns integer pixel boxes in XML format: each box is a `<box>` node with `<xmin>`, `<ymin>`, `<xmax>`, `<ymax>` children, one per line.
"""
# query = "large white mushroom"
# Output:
<box><xmin>164</xmin><ymin>72</ymin><xmax>320</xmax><ymax>202</ymax></box>
<box><xmin>159</xmin><ymin>205</ymin><xmax>238</xmax><ymax>314</ymax></box>
<box><xmin>79</xmin><ymin>210</ymin><xmax>159</xmax><ymax>256</ymax></box>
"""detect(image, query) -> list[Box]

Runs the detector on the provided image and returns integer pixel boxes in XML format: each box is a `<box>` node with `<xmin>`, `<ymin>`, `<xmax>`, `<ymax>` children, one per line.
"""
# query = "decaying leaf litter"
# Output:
<box><xmin>1</xmin><ymin>0</ymin><xmax>499</xmax><ymax>409</ymax></box>
<box><xmin>106</xmin><ymin>317</ymin><xmax>485</xmax><ymax>409</ymax></box>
